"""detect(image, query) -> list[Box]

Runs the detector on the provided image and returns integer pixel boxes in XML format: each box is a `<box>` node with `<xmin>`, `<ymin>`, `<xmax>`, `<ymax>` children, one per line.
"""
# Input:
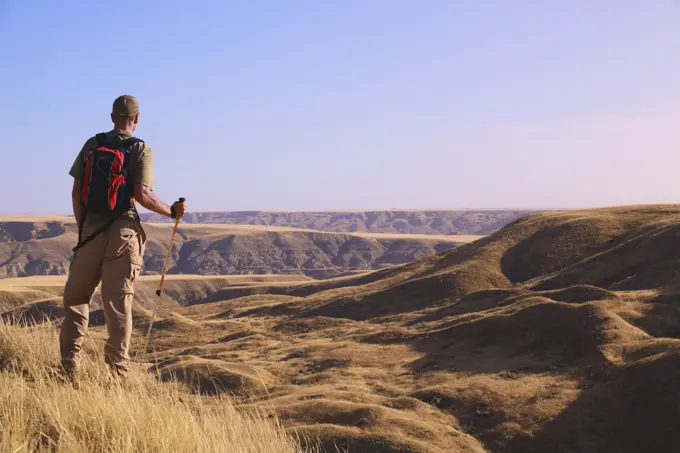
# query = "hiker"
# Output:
<box><xmin>60</xmin><ymin>95</ymin><xmax>187</xmax><ymax>380</ymax></box>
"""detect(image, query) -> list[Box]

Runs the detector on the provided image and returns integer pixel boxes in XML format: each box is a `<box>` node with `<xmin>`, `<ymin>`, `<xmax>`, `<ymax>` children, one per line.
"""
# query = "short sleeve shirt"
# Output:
<box><xmin>70</xmin><ymin>129</ymin><xmax>153</xmax><ymax>222</ymax></box>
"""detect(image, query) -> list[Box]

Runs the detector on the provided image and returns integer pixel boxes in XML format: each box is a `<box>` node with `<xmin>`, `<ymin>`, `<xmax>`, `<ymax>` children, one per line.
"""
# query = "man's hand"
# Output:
<box><xmin>171</xmin><ymin>199</ymin><xmax>187</xmax><ymax>219</ymax></box>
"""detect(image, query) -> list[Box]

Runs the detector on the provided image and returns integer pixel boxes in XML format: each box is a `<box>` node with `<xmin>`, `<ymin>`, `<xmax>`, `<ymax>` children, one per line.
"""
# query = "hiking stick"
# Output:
<box><xmin>143</xmin><ymin>197</ymin><xmax>185</xmax><ymax>354</ymax></box>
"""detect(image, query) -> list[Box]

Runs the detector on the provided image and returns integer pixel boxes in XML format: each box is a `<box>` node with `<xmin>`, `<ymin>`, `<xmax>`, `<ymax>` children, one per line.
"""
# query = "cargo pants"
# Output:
<box><xmin>59</xmin><ymin>217</ymin><xmax>146</xmax><ymax>378</ymax></box>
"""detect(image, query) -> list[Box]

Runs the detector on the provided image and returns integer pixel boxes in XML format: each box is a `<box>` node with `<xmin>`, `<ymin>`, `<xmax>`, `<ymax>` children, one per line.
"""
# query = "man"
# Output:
<box><xmin>60</xmin><ymin>94</ymin><xmax>186</xmax><ymax>380</ymax></box>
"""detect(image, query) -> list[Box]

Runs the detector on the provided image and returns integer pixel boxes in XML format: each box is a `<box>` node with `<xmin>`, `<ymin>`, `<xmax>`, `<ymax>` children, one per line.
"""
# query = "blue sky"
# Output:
<box><xmin>1</xmin><ymin>1</ymin><xmax>679</xmax><ymax>214</ymax></box>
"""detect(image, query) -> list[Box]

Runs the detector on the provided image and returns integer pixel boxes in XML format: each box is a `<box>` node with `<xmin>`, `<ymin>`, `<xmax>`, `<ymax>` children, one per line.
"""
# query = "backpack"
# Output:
<box><xmin>73</xmin><ymin>133</ymin><xmax>143</xmax><ymax>252</ymax></box>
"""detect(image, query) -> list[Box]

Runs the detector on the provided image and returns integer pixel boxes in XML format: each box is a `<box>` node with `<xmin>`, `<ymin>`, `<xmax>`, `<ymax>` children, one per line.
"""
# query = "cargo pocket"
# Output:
<box><xmin>123</xmin><ymin>262</ymin><xmax>141</xmax><ymax>295</ymax></box>
<box><xmin>106</xmin><ymin>227</ymin><xmax>139</xmax><ymax>261</ymax></box>
<box><xmin>104</xmin><ymin>226</ymin><xmax>142</xmax><ymax>295</ymax></box>
<box><xmin>135</xmin><ymin>223</ymin><xmax>148</xmax><ymax>264</ymax></box>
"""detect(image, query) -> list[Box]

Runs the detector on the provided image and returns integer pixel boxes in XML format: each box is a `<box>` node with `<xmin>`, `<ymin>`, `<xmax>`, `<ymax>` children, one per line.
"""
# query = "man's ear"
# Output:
<box><xmin>133</xmin><ymin>113</ymin><xmax>139</xmax><ymax>125</ymax></box>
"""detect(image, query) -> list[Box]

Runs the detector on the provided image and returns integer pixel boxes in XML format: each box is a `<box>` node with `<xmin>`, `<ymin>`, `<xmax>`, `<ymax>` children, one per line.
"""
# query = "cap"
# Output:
<box><xmin>112</xmin><ymin>95</ymin><xmax>139</xmax><ymax>118</ymax></box>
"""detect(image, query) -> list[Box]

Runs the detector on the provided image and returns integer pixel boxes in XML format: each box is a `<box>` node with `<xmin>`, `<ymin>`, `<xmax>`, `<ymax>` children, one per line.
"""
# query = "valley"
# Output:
<box><xmin>0</xmin><ymin>218</ymin><xmax>481</xmax><ymax>280</ymax></box>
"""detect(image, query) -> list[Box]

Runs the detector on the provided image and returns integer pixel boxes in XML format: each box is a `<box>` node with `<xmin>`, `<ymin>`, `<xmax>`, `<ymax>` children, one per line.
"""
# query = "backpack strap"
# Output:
<box><xmin>119</xmin><ymin>137</ymin><xmax>144</xmax><ymax>179</ymax></box>
<box><xmin>73</xmin><ymin>214</ymin><xmax>124</xmax><ymax>253</ymax></box>
<box><xmin>95</xmin><ymin>133</ymin><xmax>107</xmax><ymax>147</ymax></box>
<box><xmin>122</xmin><ymin>137</ymin><xmax>144</xmax><ymax>149</ymax></box>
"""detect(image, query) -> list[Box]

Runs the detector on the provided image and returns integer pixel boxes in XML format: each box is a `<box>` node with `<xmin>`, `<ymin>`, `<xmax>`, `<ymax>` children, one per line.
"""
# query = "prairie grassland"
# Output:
<box><xmin>0</xmin><ymin>318</ymin><xmax>313</xmax><ymax>453</ymax></box>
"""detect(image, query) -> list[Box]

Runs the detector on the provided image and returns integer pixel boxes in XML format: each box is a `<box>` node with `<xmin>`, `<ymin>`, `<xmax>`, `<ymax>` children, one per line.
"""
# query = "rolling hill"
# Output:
<box><xmin>3</xmin><ymin>205</ymin><xmax>680</xmax><ymax>452</ymax></box>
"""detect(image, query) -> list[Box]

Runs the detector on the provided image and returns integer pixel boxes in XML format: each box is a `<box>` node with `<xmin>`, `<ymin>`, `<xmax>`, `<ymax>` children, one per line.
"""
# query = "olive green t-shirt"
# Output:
<box><xmin>69</xmin><ymin>129</ymin><xmax>153</xmax><ymax>225</ymax></box>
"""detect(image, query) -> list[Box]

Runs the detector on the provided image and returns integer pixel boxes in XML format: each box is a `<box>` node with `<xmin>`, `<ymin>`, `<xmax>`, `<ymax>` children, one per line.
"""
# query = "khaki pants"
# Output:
<box><xmin>59</xmin><ymin>217</ymin><xmax>146</xmax><ymax>378</ymax></box>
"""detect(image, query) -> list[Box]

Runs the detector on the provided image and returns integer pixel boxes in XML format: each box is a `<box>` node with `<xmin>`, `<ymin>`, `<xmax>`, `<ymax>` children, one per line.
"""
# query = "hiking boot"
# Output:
<box><xmin>59</xmin><ymin>359</ymin><xmax>80</xmax><ymax>389</ymax></box>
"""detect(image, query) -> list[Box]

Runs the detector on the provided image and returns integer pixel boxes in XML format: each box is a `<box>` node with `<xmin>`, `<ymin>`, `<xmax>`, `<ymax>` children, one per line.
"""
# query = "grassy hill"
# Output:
<box><xmin>0</xmin><ymin>319</ymin><xmax>308</xmax><ymax>453</ymax></box>
<box><xmin>3</xmin><ymin>205</ymin><xmax>680</xmax><ymax>452</ymax></box>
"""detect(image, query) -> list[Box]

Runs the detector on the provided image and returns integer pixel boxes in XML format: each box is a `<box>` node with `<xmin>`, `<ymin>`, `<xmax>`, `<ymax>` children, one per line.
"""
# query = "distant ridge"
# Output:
<box><xmin>140</xmin><ymin>209</ymin><xmax>548</xmax><ymax>235</ymax></box>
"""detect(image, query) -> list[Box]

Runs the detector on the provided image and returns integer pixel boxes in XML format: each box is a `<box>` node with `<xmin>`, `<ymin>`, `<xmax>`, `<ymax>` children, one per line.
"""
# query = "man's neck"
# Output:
<box><xmin>113</xmin><ymin>123</ymin><xmax>135</xmax><ymax>135</ymax></box>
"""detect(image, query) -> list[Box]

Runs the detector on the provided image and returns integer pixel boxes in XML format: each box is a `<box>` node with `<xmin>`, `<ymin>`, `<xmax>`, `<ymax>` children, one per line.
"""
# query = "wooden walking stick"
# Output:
<box><xmin>143</xmin><ymin>197</ymin><xmax>185</xmax><ymax>354</ymax></box>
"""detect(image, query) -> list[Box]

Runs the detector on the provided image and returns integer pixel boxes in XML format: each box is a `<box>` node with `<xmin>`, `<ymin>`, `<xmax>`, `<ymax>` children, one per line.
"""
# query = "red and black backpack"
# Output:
<box><xmin>73</xmin><ymin>133</ymin><xmax>143</xmax><ymax>252</ymax></box>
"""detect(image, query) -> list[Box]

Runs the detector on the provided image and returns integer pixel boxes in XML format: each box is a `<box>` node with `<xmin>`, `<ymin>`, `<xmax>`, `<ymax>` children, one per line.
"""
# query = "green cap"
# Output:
<box><xmin>112</xmin><ymin>95</ymin><xmax>139</xmax><ymax>118</ymax></box>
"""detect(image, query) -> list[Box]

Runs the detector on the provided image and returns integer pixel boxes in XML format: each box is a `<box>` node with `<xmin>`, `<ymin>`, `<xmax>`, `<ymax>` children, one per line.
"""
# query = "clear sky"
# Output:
<box><xmin>1</xmin><ymin>1</ymin><xmax>679</xmax><ymax>214</ymax></box>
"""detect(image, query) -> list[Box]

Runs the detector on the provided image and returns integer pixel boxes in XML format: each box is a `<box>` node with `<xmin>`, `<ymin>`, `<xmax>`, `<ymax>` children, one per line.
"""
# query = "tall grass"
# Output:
<box><xmin>0</xmin><ymin>318</ymin><xmax>310</xmax><ymax>453</ymax></box>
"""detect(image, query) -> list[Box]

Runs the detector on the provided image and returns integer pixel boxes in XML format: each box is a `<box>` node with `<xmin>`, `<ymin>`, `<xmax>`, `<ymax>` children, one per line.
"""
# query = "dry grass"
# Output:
<box><xmin>0</xmin><ymin>318</ymin><xmax>313</xmax><ymax>453</ymax></box>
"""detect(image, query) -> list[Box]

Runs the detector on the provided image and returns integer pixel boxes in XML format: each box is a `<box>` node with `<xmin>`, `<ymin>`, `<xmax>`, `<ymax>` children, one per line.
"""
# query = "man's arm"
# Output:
<box><xmin>134</xmin><ymin>184</ymin><xmax>186</xmax><ymax>218</ymax></box>
<box><xmin>132</xmin><ymin>143</ymin><xmax>186</xmax><ymax>219</ymax></box>
<box><xmin>72</xmin><ymin>179</ymin><xmax>84</xmax><ymax>226</ymax></box>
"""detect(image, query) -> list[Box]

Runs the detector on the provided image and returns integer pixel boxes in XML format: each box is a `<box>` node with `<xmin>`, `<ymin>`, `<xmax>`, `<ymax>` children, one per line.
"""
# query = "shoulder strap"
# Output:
<box><xmin>121</xmin><ymin>137</ymin><xmax>144</xmax><ymax>224</ymax></box>
<box><xmin>95</xmin><ymin>133</ymin><xmax>107</xmax><ymax>147</ymax></box>
<box><xmin>123</xmin><ymin>137</ymin><xmax>144</xmax><ymax>146</ymax></box>
<box><xmin>120</xmin><ymin>137</ymin><xmax>143</xmax><ymax>153</ymax></box>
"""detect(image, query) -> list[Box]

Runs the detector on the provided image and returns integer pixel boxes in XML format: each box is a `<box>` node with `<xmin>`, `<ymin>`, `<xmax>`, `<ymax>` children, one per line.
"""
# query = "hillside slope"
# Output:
<box><xmin>5</xmin><ymin>205</ymin><xmax>680</xmax><ymax>452</ymax></box>
<box><xmin>0</xmin><ymin>219</ymin><xmax>475</xmax><ymax>279</ymax></box>
<box><xmin>141</xmin><ymin>210</ymin><xmax>543</xmax><ymax>235</ymax></box>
